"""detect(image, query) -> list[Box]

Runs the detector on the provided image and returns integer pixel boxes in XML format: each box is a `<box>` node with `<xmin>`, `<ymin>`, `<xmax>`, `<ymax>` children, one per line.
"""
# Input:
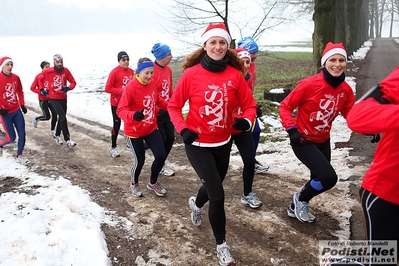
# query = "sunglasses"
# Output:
<box><xmin>121</xmin><ymin>58</ymin><xmax>130</xmax><ymax>62</ymax></box>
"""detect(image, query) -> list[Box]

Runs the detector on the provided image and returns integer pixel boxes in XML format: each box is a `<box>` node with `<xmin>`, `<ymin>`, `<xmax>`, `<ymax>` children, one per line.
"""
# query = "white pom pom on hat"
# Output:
<box><xmin>321</xmin><ymin>42</ymin><xmax>347</xmax><ymax>66</ymax></box>
<box><xmin>201</xmin><ymin>23</ymin><xmax>231</xmax><ymax>47</ymax></box>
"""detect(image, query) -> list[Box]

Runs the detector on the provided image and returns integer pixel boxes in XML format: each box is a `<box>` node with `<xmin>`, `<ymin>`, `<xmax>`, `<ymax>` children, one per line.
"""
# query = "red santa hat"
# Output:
<box><xmin>0</xmin><ymin>56</ymin><xmax>13</xmax><ymax>70</ymax></box>
<box><xmin>201</xmin><ymin>23</ymin><xmax>231</xmax><ymax>47</ymax></box>
<box><xmin>235</xmin><ymin>48</ymin><xmax>251</xmax><ymax>62</ymax></box>
<box><xmin>321</xmin><ymin>42</ymin><xmax>347</xmax><ymax>65</ymax></box>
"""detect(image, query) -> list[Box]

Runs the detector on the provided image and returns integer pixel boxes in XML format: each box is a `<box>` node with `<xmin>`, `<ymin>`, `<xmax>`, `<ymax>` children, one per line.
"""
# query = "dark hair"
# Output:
<box><xmin>40</xmin><ymin>61</ymin><xmax>49</xmax><ymax>69</ymax></box>
<box><xmin>182</xmin><ymin>48</ymin><xmax>243</xmax><ymax>73</ymax></box>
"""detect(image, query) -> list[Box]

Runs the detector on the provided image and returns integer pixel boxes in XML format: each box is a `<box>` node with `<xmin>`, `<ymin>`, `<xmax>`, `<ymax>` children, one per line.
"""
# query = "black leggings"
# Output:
<box><xmin>127</xmin><ymin>129</ymin><xmax>166</xmax><ymax>185</ymax></box>
<box><xmin>36</xmin><ymin>100</ymin><xmax>57</xmax><ymax>130</ymax></box>
<box><xmin>291</xmin><ymin>139</ymin><xmax>337</xmax><ymax>202</ymax></box>
<box><xmin>185</xmin><ymin>140</ymin><xmax>232</xmax><ymax>245</ymax></box>
<box><xmin>157</xmin><ymin>110</ymin><xmax>174</xmax><ymax>157</ymax></box>
<box><xmin>360</xmin><ymin>188</ymin><xmax>399</xmax><ymax>265</ymax></box>
<box><xmin>111</xmin><ymin>106</ymin><xmax>121</xmax><ymax>148</ymax></box>
<box><xmin>49</xmin><ymin>99</ymin><xmax>70</xmax><ymax>141</ymax></box>
<box><xmin>232</xmin><ymin>131</ymin><xmax>255</xmax><ymax>196</ymax></box>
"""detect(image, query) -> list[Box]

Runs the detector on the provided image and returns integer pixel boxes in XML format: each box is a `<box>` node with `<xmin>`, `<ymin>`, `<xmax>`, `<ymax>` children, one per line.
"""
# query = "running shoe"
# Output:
<box><xmin>292</xmin><ymin>192</ymin><xmax>310</xmax><ymax>223</ymax></box>
<box><xmin>66</xmin><ymin>140</ymin><xmax>76</xmax><ymax>148</ymax></box>
<box><xmin>287</xmin><ymin>203</ymin><xmax>316</xmax><ymax>222</ymax></box>
<box><xmin>217</xmin><ymin>242</ymin><xmax>235</xmax><ymax>266</ymax></box>
<box><xmin>241</xmin><ymin>192</ymin><xmax>262</xmax><ymax>209</ymax></box>
<box><xmin>130</xmin><ymin>183</ymin><xmax>143</xmax><ymax>197</ymax></box>
<box><xmin>160</xmin><ymin>166</ymin><xmax>175</xmax><ymax>176</ymax></box>
<box><xmin>147</xmin><ymin>181</ymin><xmax>167</xmax><ymax>196</ymax></box>
<box><xmin>110</xmin><ymin>147</ymin><xmax>120</xmax><ymax>158</ymax></box>
<box><xmin>188</xmin><ymin>196</ymin><xmax>202</xmax><ymax>226</ymax></box>
<box><xmin>255</xmin><ymin>159</ymin><xmax>269</xmax><ymax>174</ymax></box>
<box><xmin>32</xmin><ymin>116</ymin><xmax>37</xmax><ymax>128</ymax></box>
<box><xmin>55</xmin><ymin>136</ymin><xmax>63</xmax><ymax>145</ymax></box>
<box><xmin>15</xmin><ymin>155</ymin><xmax>30</xmax><ymax>164</ymax></box>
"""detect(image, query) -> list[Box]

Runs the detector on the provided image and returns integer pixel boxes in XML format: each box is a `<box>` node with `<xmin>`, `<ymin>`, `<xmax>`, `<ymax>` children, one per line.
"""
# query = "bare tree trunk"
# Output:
<box><xmin>379</xmin><ymin>0</ymin><xmax>386</xmax><ymax>37</ymax></box>
<box><xmin>370</xmin><ymin>0</ymin><xmax>375</xmax><ymax>38</ymax></box>
<box><xmin>313</xmin><ymin>0</ymin><xmax>336</xmax><ymax>72</ymax></box>
<box><xmin>389</xmin><ymin>0</ymin><xmax>394</xmax><ymax>37</ymax></box>
<box><xmin>361</xmin><ymin>0</ymin><xmax>370</xmax><ymax>42</ymax></box>
<box><xmin>344</xmin><ymin>0</ymin><xmax>363</xmax><ymax>55</ymax></box>
<box><xmin>374</xmin><ymin>0</ymin><xmax>380</xmax><ymax>37</ymax></box>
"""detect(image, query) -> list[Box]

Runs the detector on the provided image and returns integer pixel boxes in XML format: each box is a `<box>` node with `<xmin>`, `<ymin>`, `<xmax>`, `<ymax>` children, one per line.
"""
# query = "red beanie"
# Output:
<box><xmin>201</xmin><ymin>23</ymin><xmax>231</xmax><ymax>47</ymax></box>
<box><xmin>235</xmin><ymin>48</ymin><xmax>251</xmax><ymax>62</ymax></box>
<box><xmin>321</xmin><ymin>42</ymin><xmax>347</xmax><ymax>65</ymax></box>
<box><xmin>0</xmin><ymin>56</ymin><xmax>12</xmax><ymax>70</ymax></box>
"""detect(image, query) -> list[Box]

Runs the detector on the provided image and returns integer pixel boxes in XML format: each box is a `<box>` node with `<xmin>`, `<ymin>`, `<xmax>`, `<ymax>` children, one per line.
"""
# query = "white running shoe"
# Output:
<box><xmin>146</xmin><ymin>181</ymin><xmax>167</xmax><ymax>196</ymax></box>
<box><xmin>241</xmin><ymin>192</ymin><xmax>262</xmax><ymax>209</ymax></box>
<box><xmin>32</xmin><ymin>116</ymin><xmax>37</xmax><ymax>128</ymax></box>
<box><xmin>55</xmin><ymin>136</ymin><xmax>63</xmax><ymax>145</ymax></box>
<box><xmin>130</xmin><ymin>183</ymin><xmax>143</xmax><ymax>197</ymax></box>
<box><xmin>188</xmin><ymin>196</ymin><xmax>202</xmax><ymax>226</ymax></box>
<box><xmin>66</xmin><ymin>140</ymin><xmax>76</xmax><ymax>148</ymax></box>
<box><xmin>255</xmin><ymin>159</ymin><xmax>269</xmax><ymax>174</ymax></box>
<box><xmin>16</xmin><ymin>155</ymin><xmax>30</xmax><ymax>164</ymax></box>
<box><xmin>160</xmin><ymin>166</ymin><xmax>175</xmax><ymax>176</ymax></box>
<box><xmin>50</xmin><ymin>130</ymin><xmax>56</xmax><ymax>138</ymax></box>
<box><xmin>287</xmin><ymin>203</ymin><xmax>316</xmax><ymax>222</ymax></box>
<box><xmin>110</xmin><ymin>147</ymin><xmax>120</xmax><ymax>158</ymax></box>
<box><xmin>217</xmin><ymin>242</ymin><xmax>235</xmax><ymax>266</ymax></box>
<box><xmin>292</xmin><ymin>192</ymin><xmax>310</xmax><ymax>223</ymax></box>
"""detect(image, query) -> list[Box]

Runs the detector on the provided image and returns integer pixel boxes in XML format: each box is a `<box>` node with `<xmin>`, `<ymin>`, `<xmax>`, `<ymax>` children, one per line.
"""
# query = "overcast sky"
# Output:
<box><xmin>0</xmin><ymin>0</ymin><xmax>160</xmax><ymax>36</ymax></box>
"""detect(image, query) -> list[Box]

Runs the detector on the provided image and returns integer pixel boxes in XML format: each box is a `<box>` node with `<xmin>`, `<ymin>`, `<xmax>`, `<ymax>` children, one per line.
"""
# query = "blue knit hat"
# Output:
<box><xmin>237</xmin><ymin>37</ymin><xmax>259</xmax><ymax>54</ymax></box>
<box><xmin>151</xmin><ymin>43</ymin><xmax>171</xmax><ymax>60</ymax></box>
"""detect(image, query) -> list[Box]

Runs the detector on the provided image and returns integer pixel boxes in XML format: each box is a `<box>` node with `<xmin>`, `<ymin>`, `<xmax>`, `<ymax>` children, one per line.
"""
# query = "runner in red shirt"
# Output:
<box><xmin>105</xmin><ymin>51</ymin><xmax>134</xmax><ymax>158</ymax></box>
<box><xmin>279</xmin><ymin>42</ymin><xmax>355</xmax><ymax>223</ymax></box>
<box><xmin>347</xmin><ymin>67</ymin><xmax>399</xmax><ymax>265</ymax></box>
<box><xmin>168</xmin><ymin>23</ymin><xmax>256</xmax><ymax>265</ymax></box>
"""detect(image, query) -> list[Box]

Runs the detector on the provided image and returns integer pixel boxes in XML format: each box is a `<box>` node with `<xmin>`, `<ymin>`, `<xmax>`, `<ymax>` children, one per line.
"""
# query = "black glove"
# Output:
<box><xmin>367</xmin><ymin>133</ymin><xmax>381</xmax><ymax>143</ymax></box>
<box><xmin>20</xmin><ymin>105</ymin><xmax>27</xmax><ymax>114</ymax></box>
<box><xmin>256</xmin><ymin>105</ymin><xmax>262</xmax><ymax>117</ymax></box>
<box><xmin>40</xmin><ymin>88</ymin><xmax>48</xmax><ymax>96</ymax></box>
<box><xmin>287</xmin><ymin>128</ymin><xmax>306</xmax><ymax>144</ymax></box>
<box><xmin>133</xmin><ymin>109</ymin><xmax>145</xmax><ymax>121</ymax></box>
<box><xmin>0</xmin><ymin>109</ymin><xmax>8</xmax><ymax>116</ymax></box>
<box><xmin>61</xmin><ymin>86</ymin><xmax>70</xmax><ymax>93</ymax></box>
<box><xmin>180</xmin><ymin>128</ymin><xmax>199</xmax><ymax>144</ymax></box>
<box><xmin>233</xmin><ymin>118</ymin><xmax>250</xmax><ymax>131</ymax></box>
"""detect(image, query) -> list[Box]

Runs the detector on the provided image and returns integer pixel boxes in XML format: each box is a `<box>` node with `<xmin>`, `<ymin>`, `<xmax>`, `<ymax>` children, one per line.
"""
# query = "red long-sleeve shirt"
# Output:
<box><xmin>153</xmin><ymin>62</ymin><xmax>173</xmax><ymax>103</ymax></box>
<box><xmin>168</xmin><ymin>64</ymin><xmax>256</xmax><ymax>147</ymax></box>
<box><xmin>117</xmin><ymin>76</ymin><xmax>163</xmax><ymax>138</ymax></box>
<box><xmin>0</xmin><ymin>72</ymin><xmax>24</xmax><ymax>113</ymax></box>
<box><xmin>30</xmin><ymin>72</ymin><xmax>48</xmax><ymax>101</ymax></box>
<box><xmin>347</xmin><ymin>66</ymin><xmax>399</xmax><ymax>204</ymax></box>
<box><xmin>39</xmin><ymin>67</ymin><xmax>76</xmax><ymax>100</ymax></box>
<box><xmin>279</xmin><ymin>71</ymin><xmax>355</xmax><ymax>143</ymax></box>
<box><xmin>105</xmin><ymin>66</ymin><xmax>134</xmax><ymax>106</ymax></box>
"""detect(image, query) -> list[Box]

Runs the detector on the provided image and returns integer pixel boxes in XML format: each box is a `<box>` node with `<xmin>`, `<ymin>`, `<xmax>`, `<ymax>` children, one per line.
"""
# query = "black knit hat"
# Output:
<box><xmin>117</xmin><ymin>51</ymin><xmax>129</xmax><ymax>62</ymax></box>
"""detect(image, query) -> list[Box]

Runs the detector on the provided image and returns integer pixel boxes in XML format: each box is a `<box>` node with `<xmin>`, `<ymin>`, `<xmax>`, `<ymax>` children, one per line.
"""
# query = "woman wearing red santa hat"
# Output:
<box><xmin>0</xmin><ymin>56</ymin><xmax>29</xmax><ymax>164</ymax></box>
<box><xmin>279</xmin><ymin>42</ymin><xmax>356</xmax><ymax>223</ymax></box>
<box><xmin>168</xmin><ymin>23</ymin><xmax>256</xmax><ymax>265</ymax></box>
